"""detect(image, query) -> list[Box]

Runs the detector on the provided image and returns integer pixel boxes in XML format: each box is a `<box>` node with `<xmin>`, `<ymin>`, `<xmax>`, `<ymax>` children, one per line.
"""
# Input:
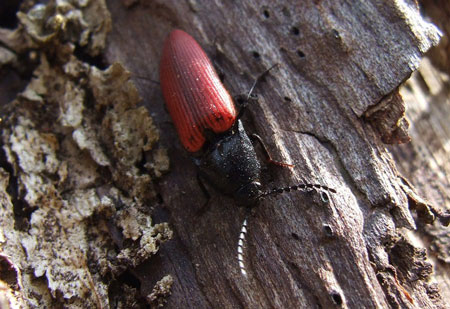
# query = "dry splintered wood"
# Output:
<box><xmin>394</xmin><ymin>56</ymin><xmax>450</xmax><ymax>302</ymax></box>
<box><xmin>0</xmin><ymin>0</ymin><xmax>448</xmax><ymax>308</ymax></box>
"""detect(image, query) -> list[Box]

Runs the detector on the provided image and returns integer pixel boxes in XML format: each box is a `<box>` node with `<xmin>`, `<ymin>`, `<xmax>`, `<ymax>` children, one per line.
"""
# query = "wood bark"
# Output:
<box><xmin>103</xmin><ymin>1</ymin><xmax>448</xmax><ymax>308</ymax></box>
<box><xmin>0</xmin><ymin>0</ymin><xmax>448</xmax><ymax>308</ymax></box>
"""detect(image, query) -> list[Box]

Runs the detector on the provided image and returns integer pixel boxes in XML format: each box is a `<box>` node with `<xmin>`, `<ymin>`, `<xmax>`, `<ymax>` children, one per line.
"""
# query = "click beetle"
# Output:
<box><xmin>160</xmin><ymin>29</ymin><xmax>264</xmax><ymax>206</ymax></box>
<box><xmin>160</xmin><ymin>29</ymin><xmax>335</xmax><ymax>205</ymax></box>
<box><xmin>159</xmin><ymin>29</ymin><xmax>337</xmax><ymax>275</ymax></box>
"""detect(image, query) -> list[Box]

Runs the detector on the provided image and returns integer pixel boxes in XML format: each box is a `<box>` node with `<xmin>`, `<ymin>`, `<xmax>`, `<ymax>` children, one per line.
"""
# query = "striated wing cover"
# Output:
<box><xmin>160</xmin><ymin>29</ymin><xmax>236</xmax><ymax>152</ymax></box>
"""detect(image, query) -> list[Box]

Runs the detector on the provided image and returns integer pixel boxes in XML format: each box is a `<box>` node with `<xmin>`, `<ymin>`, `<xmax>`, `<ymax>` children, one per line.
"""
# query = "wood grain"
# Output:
<box><xmin>101</xmin><ymin>0</ymin><xmax>446</xmax><ymax>308</ymax></box>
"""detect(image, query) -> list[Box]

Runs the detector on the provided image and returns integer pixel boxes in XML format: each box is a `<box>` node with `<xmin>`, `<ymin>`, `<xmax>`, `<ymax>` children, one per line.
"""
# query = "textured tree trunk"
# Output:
<box><xmin>0</xmin><ymin>0</ymin><xmax>448</xmax><ymax>308</ymax></box>
<box><xmin>104</xmin><ymin>1</ymin><xmax>448</xmax><ymax>308</ymax></box>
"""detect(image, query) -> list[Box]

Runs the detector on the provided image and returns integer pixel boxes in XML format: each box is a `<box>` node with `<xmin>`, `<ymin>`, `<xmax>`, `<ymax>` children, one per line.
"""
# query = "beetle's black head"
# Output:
<box><xmin>196</xmin><ymin>120</ymin><xmax>262</xmax><ymax>207</ymax></box>
<box><xmin>234</xmin><ymin>181</ymin><xmax>263</xmax><ymax>206</ymax></box>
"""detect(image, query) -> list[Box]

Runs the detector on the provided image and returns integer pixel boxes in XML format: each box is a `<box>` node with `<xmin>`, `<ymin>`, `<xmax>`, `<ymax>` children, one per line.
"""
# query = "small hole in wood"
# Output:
<box><xmin>291</xmin><ymin>233</ymin><xmax>300</xmax><ymax>240</ymax></box>
<box><xmin>332</xmin><ymin>29</ymin><xmax>340</xmax><ymax>39</ymax></box>
<box><xmin>331</xmin><ymin>292</ymin><xmax>343</xmax><ymax>306</ymax></box>
<box><xmin>291</xmin><ymin>26</ymin><xmax>300</xmax><ymax>36</ymax></box>
<box><xmin>263</xmin><ymin>9</ymin><xmax>270</xmax><ymax>18</ymax></box>
<box><xmin>323</xmin><ymin>224</ymin><xmax>333</xmax><ymax>237</ymax></box>
<box><xmin>252</xmin><ymin>51</ymin><xmax>261</xmax><ymax>59</ymax></box>
<box><xmin>297</xmin><ymin>50</ymin><xmax>305</xmax><ymax>58</ymax></box>
<box><xmin>284</xmin><ymin>96</ymin><xmax>292</xmax><ymax>102</ymax></box>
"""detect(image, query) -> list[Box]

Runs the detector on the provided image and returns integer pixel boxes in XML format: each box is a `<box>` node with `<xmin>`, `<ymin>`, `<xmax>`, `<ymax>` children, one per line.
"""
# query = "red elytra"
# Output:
<box><xmin>160</xmin><ymin>29</ymin><xmax>237</xmax><ymax>152</ymax></box>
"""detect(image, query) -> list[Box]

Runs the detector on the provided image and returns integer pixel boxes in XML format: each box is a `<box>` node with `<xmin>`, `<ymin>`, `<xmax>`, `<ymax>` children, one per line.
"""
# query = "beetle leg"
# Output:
<box><xmin>214</xmin><ymin>63</ymin><xmax>226</xmax><ymax>83</ymax></box>
<box><xmin>133</xmin><ymin>75</ymin><xmax>160</xmax><ymax>85</ymax></box>
<box><xmin>195</xmin><ymin>173</ymin><xmax>212</xmax><ymax>215</ymax></box>
<box><xmin>250</xmin><ymin>134</ymin><xmax>294</xmax><ymax>168</ymax></box>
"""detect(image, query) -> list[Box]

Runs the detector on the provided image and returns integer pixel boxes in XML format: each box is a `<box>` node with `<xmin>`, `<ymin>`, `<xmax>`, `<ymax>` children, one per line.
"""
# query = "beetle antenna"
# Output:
<box><xmin>260</xmin><ymin>183</ymin><xmax>337</xmax><ymax>203</ymax></box>
<box><xmin>237</xmin><ymin>182</ymin><xmax>336</xmax><ymax>277</ymax></box>
<box><xmin>237</xmin><ymin>213</ymin><xmax>249</xmax><ymax>277</ymax></box>
<box><xmin>246</xmin><ymin>63</ymin><xmax>279</xmax><ymax>102</ymax></box>
<box><xmin>236</xmin><ymin>64</ymin><xmax>279</xmax><ymax>121</ymax></box>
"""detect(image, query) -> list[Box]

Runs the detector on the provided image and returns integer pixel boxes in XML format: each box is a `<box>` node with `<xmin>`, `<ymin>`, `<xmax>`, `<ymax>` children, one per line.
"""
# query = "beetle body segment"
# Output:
<box><xmin>195</xmin><ymin>120</ymin><xmax>262</xmax><ymax>206</ymax></box>
<box><xmin>160</xmin><ymin>29</ymin><xmax>237</xmax><ymax>152</ymax></box>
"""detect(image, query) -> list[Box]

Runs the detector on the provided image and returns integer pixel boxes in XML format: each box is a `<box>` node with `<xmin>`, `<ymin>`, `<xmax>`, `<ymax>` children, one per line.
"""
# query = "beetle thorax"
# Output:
<box><xmin>196</xmin><ymin>120</ymin><xmax>262</xmax><ymax>206</ymax></box>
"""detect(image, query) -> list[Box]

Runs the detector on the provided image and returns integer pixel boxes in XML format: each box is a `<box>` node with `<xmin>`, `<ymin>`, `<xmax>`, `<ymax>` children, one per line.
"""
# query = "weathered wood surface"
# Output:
<box><xmin>392</xmin><ymin>0</ymin><xmax>450</xmax><ymax>303</ymax></box>
<box><xmin>0</xmin><ymin>0</ymin><xmax>448</xmax><ymax>308</ymax></box>
<box><xmin>394</xmin><ymin>57</ymin><xmax>450</xmax><ymax>305</ymax></box>
<box><xmin>103</xmin><ymin>1</ymin><xmax>447</xmax><ymax>308</ymax></box>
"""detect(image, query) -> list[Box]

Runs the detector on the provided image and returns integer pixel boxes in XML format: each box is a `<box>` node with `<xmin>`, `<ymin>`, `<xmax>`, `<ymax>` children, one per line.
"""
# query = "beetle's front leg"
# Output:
<box><xmin>193</xmin><ymin>173</ymin><xmax>213</xmax><ymax>216</ymax></box>
<box><xmin>249</xmin><ymin>134</ymin><xmax>294</xmax><ymax>168</ymax></box>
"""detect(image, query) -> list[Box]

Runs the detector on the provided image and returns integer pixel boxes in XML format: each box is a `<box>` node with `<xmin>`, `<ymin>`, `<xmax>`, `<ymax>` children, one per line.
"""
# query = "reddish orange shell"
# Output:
<box><xmin>160</xmin><ymin>29</ymin><xmax>237</xmax><ymax>152</ymax></box>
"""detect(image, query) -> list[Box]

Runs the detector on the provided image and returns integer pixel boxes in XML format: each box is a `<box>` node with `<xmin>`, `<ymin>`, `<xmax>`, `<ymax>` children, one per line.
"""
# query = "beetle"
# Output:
<box><xmin>161</xmin><ymin>29</ymin><xmax>299</xmax><ymax>205</ymax></box>
<box><xmin>159</xmin><ymin>29</ymin><xmax>337</xmax><ymax>275</ymax></box>
<box><xmin>160</xmin><ymin>29</ymin><xmax>335</xmax><ymax>205</ymax></box>
<box><xmin>160</xmin><ymin>29</ymin><xmax>263</xmax><ymax>206</ymax></box>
